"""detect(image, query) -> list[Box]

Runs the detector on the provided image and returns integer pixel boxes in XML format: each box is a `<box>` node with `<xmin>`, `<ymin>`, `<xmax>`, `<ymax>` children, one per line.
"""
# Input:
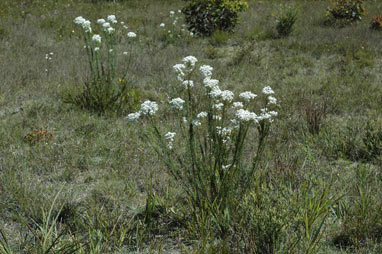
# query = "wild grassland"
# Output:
<box><xmin>0</xmin><ymin>0</ymin><xmax>382</xmax><ymax>253</ymax></box>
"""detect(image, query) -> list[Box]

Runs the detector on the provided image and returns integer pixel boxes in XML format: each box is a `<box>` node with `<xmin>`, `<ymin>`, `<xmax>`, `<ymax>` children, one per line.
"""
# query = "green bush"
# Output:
<box><xmin>326</xmin><ymin>0</ymin><xmax>366</xmax><ymax>23</ymax></box>
<box><xmin>182</xmin><ymin>0</ymin><xmax>248</xmax><ymax>36</ymax></box>
<box><xmin>275</xmin><ymin>4</ymin><xmax>298</xmax><ymax>37</ymax></box>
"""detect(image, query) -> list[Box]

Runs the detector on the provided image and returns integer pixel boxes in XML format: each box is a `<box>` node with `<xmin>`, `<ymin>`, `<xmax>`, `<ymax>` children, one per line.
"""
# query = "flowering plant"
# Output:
<box><xmin>128</xmin><ymin>56</ymin><xmax>278</xmax><ymax>235</ymax></box>
<box><xmin>67</xmin><ymin>15</ymin><xmax>139</xmax><ymax>114</ymax></box>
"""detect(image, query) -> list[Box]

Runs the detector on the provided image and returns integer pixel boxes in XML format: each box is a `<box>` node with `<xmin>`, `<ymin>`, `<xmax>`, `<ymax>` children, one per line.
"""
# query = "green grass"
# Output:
<box><xmin>1</xmin><ymin>0</ymin><xmax>382</xmax><ymax>253</ymax></box>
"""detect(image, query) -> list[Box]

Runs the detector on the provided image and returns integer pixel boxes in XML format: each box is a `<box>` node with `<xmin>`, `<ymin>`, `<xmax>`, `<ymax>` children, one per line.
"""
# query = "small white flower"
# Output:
<box><xmin>269</xmin><ymin>110</ymin><xmax>278</xmax><ymax>117</ymax></box>
<box><xmin>92</xmin><ymin>34</ymin><xmax>102</xmax><ymax>43</ymax></box>
<box><xmin>239</xmin><ymin>91</ymin><xmax>257</xmax><ymax>102</ymax></box>
<box><xmin>173</xmin><ymin>64</ymin><xmax>185</xmax><ymax>81</ymax></box>
<box><xmin>268</xmin><ymin>96</ymin><xmax>277</xmax><ymax>104</ymax></box>
<box><xmin>262</xmin><ymin>86</ymin><xmax>275</xmax><ymax>95</ymax></box>
<box><xmin>165</xmin><ymin>132</ymin><xmax>176</xmax><ymax>149</ymax></box>
<box><xmin>213</xmin><ymin>103</ymin><xmax>224</xmax><ymax>110</ymax></box>
<box><xmin>216</xmin><ymin>126</ymin><xmax>232</xmax><ymax>136</ymax></box>
<box><xmin>103</xmin><ymin>22</ymin><xmax>111</xmax><ymax>29</ymax></box>
<box><xmin>233</xmin><ymin>102</ymin><xmax>243</xmax><ymax>108</ymax></box>
<box><xmin>192</xmin><ymin>120</ymin><xmax>201</xmax><ymax>126</ymax></box>
<box><xmin>183</xmin><ymin>117</ymin><xmax>187</xmax><ymax>123</ymax></box>
<box><xmin>220</xmin><ymin>90</ymin><xmax>234</xmax><ymax>102</ymax></box>
<box><xmin>160</xmin><ymin>23</ymin><xmax>165</xmax><ymax>27</ymax></box>
<box><xmin>107</xmin><ymin>27</ymin><xmax>115</xmax><ymax>34</ymax></box>
<box><xmin>165</xmin><ymin>132</ymin><xmax>176</xmax><ymax>141</ymax></box>
<box><xmin>127</xmin><ymin>112</ymin><xmax>141</xmax><ymax>121</ymax></box>
<box><xmin>182</xmin><ymin>80</ymin><xmax>194</xmax><ymax>89</ymax></box>
<box><xmin>82</xmin><ymin>20</ymin><xmax>92</xmax><ymax>33</ymax></box>
<box><xmin>169</xmin><ymin>97</ymin><xmax>185</xmax><ymax>110</ymax></box>
<box><xmin>209</xmin><ymin>87</ymin><xmax>222</xmax><ymax>99</ymax></box>
<box><xmin>97</xmin><ymin>18</ymin><xmax>106</xmax><ymax>24</ymax></box>
<box><xmin>49</xmin><ymin>52</ymin><xmax>54</xmax><ymax>56</ymax></box>
<box><xmin>236</xmin><ymin>109</ymin><xmax>258</xmax><ymax>122</ymax></box>
<box><xmin>120</xmin><ymin>21</ymin><xmax>125</xmax><ymax>25</ymax></box>
<box><xmin>190</xmin><ymin>32</ymin><xmax>194</xmax><ymax>36</ymax></box>
<box><xmin>123</xmin><ymin>51</ymin><xmax>128</xmax><ymax>55</ymax></box>
<box><xmin>107</xmin><ymin>15</ymin><xmax>117</xmax><ymax>23</ymax></box>
<box><xmin>197</xmin><ymin>112</ymin><xmax>208</xmax><ymax>118</ymax></box>
<box><xmin>203</xmin><ymin>78</ymin><xmax>219</xmax><ymax>89</ymax></box>
<box><xmin>200</xmin><ymin>65</ymin><xmax>213</xmax><ymax>78</ymax></box>
<box><xmin>170</xmin><ymin>11</ymin><xmax>175</xmax><ymax>16</ymax></box>
<box><xmin>123</xmin><ymin>25</ymin><xmax>128</xmax><ymax>29</ymax></box>
<box><xmin>94</xmin><ymin>47</ymin><xmax>100</xmax><ymax>52</ymax></box>
<box><xmin>222</xmin><ymin>164</ymin><xmax>231</xmax><ymax>170</ymax></box>
<box><xmin>127</xmin><ymin>32</ymin><xmax>137</xmax><ymax>38</ymax></box>
<box><xmin>182</xmin><ymin>56</ymin><xmax>198</xmax><ymax>69</ymax></box>
<box><xmin>74</xmin><ymin>16</ymin><xmax>86</xmax><ymax>25</ymax></box>
<box><xmin>139</xmin><ymin>100</ymin><xmax>158</xmax><ymax>116</ymax></box>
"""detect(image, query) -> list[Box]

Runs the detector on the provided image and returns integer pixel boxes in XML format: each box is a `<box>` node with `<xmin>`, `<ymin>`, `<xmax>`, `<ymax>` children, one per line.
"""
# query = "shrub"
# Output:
<box><xmin>64</xmin><ymin>15</ymin><xmax>140</xmax><ymax>114</ymax></box>
<box><xmin>275</xmin><ymin>4</ymin><xmax>298</xmax><ymax>37</ymax></box>
<box><xmin>182</xmin><ymin>0</ymin><xmax>248</xmax><ymax>36</ymax></box>
<box><xmin>128</xmin><ymin>56</ymin><xmax>278</xmax><ymax>238</ymax></box>
<box><xmin>370</xmin><ymin>15</ymin><xmax>382</xmax><ymax>30</ymax></box>
<box><xmin>326</xmin><ymin>0</ymin><xmax>366</xmax><ymax>23</ymax></box>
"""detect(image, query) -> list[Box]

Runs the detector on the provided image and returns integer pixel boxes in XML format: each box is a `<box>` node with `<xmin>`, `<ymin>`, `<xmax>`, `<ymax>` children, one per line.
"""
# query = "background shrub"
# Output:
<box><xmin>327</xmin><ymin>0</ymin><xmax>366</xmax><ymax>23</ymax></box>
<box><xmin>370</xmin><ymin>15</ymin><xmax>382</xmax><ymax>30</ymax></box>
<box><xmin>182</xmin><ymin>0</ymin><xmax>248</xmax><ymax>36</ymax></box>
<box><xmin>275</xmin><ymin>4</ymin><xmax>298</xmax><ymax>37</ymax></box>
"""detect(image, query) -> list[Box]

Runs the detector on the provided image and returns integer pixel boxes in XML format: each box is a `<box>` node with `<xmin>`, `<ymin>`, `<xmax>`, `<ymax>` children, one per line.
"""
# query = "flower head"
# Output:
<box><xmin>74</xmin><ymin>16</ymin><xmax>86</xmax><ymax>25</ymax></box>
<box><xmin>203</xmin><ymin>78</ymin><xmax>219</xmax><ymax>89</ymax></box>
<box><xmin>97</xmin><ymin>18</ymin><xmax>106</xmax><ymax>24</ymax></box>
<box><xmin>197</xmin><ymin>112</ymin><xmax>208</xmax><ymax>118</ymax></box>
<box><xmin>127</xmin><ymin>32</ymin><xmax>137</xmax><ymax>38</ymax></box>
<box><xmin>268</xmin><ymin>96</ymin><xmax>277</xmax><ymax>104</ymax></box>
<box><xmin>92</xmin><ymin>34</ymin><xmax>102</xmax><ymax>43</ymax></box>
<box><xmin>107</xmin><ymin>27</ymin><xmax>115</xmax><ymax>34</ymax></box>
<box><xmin>169</xmin><ymin>97</ymin><xmax>185</xmax><ymax>110</ymax></box>
<box><xmin>239</xmin><ymin>91</ymin><xmax>257</xmax><ymax>102</ymax></box>
<box><xmin>220</xmin><ymin>90</ymin><xmax>234</xmax><ymax>102</ymax></box>
<box><xmin>107</xmin><ymin>15</ymin><xmax>117</xmax><ymax>23</ymax></box>
<box><xmin>182</xmin><ymin>80</ymin><xmax>194</xmax><ymax>89</ymax></box>
<box><xmin>200</xmin><ymin>65</ymin><xmax>213</xmax><ymax>78</ymax></box>
<box><xmin>262</xmin><ymin>86</ymin><xmax>275</xmax><ymax>95</ymax></box>
<box><xmin>236</xmin><ymin>109</ymin><xmax>258</xmax><ymax>122</ymax></box>
<box><xmin>139</xmin><ymin>100</ymin><xmax>158</xmax><ymax>116</ymax></box>
<box><xmin>160</xmin><ymin>23</ymin><xmax>165</xmax><ymax>27</ymax></box>
<box><xmin>182</xmin><ymin>56</ymin><xmax>198</xmax><ymax>69</ymax></box>
<box><xmin>127</xmin><ymin>112</ymin><xmax>141</xmax><ymax>121</ymax></box>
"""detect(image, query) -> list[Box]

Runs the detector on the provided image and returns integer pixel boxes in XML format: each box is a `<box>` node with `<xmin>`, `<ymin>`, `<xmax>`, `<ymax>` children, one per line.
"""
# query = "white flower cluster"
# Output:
<box><xmin>165</xmin><ymin>132</ymin><xmax>176</xmax><ymax>149</ymax></box>
<box><xmin>239</xmin><ymin>91</ymin><xmax>257</xmax><ymax>102</ymax></box>
<box><xmin>45</xmin><ymin>52</ymin><xmax>53</xmax><ymax>61</ymax></box>
<box><xmin>74</xmin><ymin>16</ymin><xmax>92</xmax><ymax>33</ymax></box>
<box><xmin>169</xmin><ymin>97</ymin><xmax>185</xmax><ymax>110</ymax></box>
<box><xmin>127</xmin><ymin>100</ymin><xmax>158</xmax><ymax>121</ymax></box>
<box><xmin>92</xmin><ymin>34</ymin><xmax>101</xmax><ymax>43</ymax></box>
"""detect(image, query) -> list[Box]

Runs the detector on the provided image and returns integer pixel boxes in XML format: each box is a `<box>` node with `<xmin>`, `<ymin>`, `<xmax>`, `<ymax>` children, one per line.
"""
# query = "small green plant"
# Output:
<box><xmin>128</xmin><ymin>56</ymin><xmax>278</xmax><ymax>238</ymax></box>
<box><xmin>65</xmin><ymin>15</ymin><xmax>140</xmax><ymax>114</ymax></box>
<box><xmin>326</xmin><ymin>0</ymin><xmax>366</xmax><ymax>23</ymax></box>
<box><xmin>182</xmin><ymin>0</ymin><xmax>248</xmax><ymax>36</ymax></box>
<box><xmin>275</xmin><ymin>4</ymin><xmax>298</xmax><ymax>37</ymax></box>
<box><xmin>303</xmin><ymin>99</ymin><xmax>327</xmax><ymax>135</ymax></box>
